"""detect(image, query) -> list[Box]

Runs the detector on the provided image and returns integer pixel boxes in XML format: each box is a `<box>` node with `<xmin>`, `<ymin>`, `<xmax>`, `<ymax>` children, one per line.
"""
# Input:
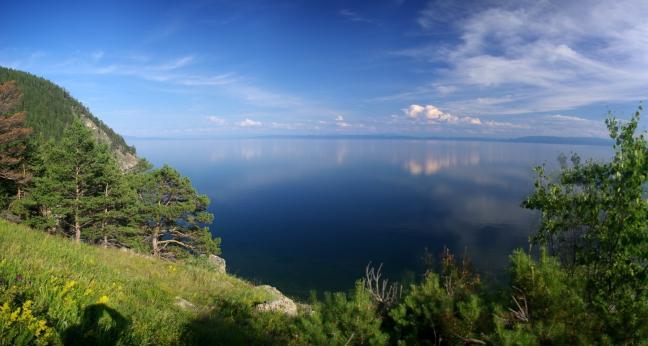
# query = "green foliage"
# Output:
<box><xmin>294</xmin><ymin>282</ymin><xmax>388</xmax><ymax>346</ymax></box>
<box><xmin>133</xmin><ymin>164</ymin><xmax>219</xmax><ymax>257</ymax></box>
<box><xmin>0</xmin><ymin>67</ymin><xmax>134</xmax><ymax>155</ymax></box>
<box><xmin>181</xmin><ymin>300</ymin><xmax>294</xmax><ymax>346</ymax></box>
<box><xmin>489</xmin><ymin>249</ymin><xmax>591</xmax><ymax>346</ymax></box>
<box><xmin>0</xmin><ymin>299</ymin><xmax>55</xmax><ymax>346</ymax></box>
<box><xmin>0</xmin><ymin>220</ymin><xmax>274</xmax><ymax>345</ymax></box>
<box><xmin>26</xmin><ymin>120</ymin><xmax>123</xmax><ymax>243</ymax></box>
<box><xmin>524</xmin><ymin>106</ymin><xmax>648</xmax><ymax>342</ymax></box>
<box><xmin>8</xmin><ymin>121</ymin><xmax>220</xmax><ymax>256</ymax></box>
<box><xmin>390</xmin><ymin>250</ymin><xmax>487</xmax><ymax>346</ymax></box>
<box><xmin>89</xmin><ymin>147</ymin><xmax>139</xmax><ymax>247</ymax></box>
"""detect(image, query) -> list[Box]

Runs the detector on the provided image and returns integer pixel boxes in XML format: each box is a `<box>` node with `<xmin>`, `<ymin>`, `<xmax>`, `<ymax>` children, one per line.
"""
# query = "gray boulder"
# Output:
<box><xmin>255</xmin><ymin>285</ymin><xmax>298</xmax><ymax>316</ymax></box>
<box><xmin>208</xmin><ymin>254</ymin><xmax>226</xmax><ymax>273</ymax></box>
<box><xmin>174</xmin><ymin>297</ymin><xmax>196</xmax><ymax>310</ymax></box>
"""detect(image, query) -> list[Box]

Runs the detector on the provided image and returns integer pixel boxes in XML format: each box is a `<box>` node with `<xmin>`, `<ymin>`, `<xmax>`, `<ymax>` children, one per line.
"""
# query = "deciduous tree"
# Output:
<box><xmin>524</xmin><ymin>106</ymin><xmax>648</xmax><ymax>341</ymax></box>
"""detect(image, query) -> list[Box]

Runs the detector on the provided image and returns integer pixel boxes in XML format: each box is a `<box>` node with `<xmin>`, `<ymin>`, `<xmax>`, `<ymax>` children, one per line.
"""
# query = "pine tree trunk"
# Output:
<box><xmin>152</xmin><ymin>227</ymin><xmax>160</xmax><ymax>256</ymax></box>
<box><xmin>16</xmin><ymin>163</ymin><xmax>25</xmax><ymax>200</ymax></box>
<box><xmin>74</xmin><ymin>165</ymin><xmax>81</xmax><ymax>244</ymax></box>
<box><xmin>74</xmin><ymin>217</ymin><xmax>81</xmax><ymax>243</ymax></box>
<box><xmin>101</xmin><ymin>184</ymin><xmax>109</xmax><ymax>247</ymax></box>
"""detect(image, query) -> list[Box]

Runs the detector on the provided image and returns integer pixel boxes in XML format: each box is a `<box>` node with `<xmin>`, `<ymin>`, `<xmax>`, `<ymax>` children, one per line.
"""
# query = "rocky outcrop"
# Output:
<box><xmin>80</xmin><ymin>116</ymin><xmax>139</xmax><ymax>171</ymax></box>
<box><xmin>255</xmin><ymin>285</ymin><xmax>298</xmax><ymax>316</ymax></box>
<box><xmin>208</xmin><ymin>254</ymin><xmax>227</xmax><ymax>274</ymax></box>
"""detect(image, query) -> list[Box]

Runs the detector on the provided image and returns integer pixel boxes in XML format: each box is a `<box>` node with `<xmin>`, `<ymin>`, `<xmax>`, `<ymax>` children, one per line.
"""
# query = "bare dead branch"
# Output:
<box><xmin>362</xmin><ymin>262</ymin><xmax>402</xmax><ymax>311</ymax></box>
<box><xmin>343</xmin><ymin>333</ymin><xmax>355</xmax><ymax>346</ymax></box>
<box><xmin>508</xmin><ymin>286</ymin><xmax>530</xmax><ymax>323</ymax></box>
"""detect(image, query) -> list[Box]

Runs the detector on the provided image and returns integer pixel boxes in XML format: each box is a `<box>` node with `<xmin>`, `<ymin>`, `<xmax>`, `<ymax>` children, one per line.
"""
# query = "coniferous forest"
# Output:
<box><xmin>3</xmin><ymin>69</ymin><xmax>648</xmax><ymax>345</ymax></box>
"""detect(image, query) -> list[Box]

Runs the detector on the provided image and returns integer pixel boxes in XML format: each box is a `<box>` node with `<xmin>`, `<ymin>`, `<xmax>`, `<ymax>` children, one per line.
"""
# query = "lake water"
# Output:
<box><xmin>131</xmin><ymin>138</ymin><xmax>610</xmax><ymax>298</ymax></box>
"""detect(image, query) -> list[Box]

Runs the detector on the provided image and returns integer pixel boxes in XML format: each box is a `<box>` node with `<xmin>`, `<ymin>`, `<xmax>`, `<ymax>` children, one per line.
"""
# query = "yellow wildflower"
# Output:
<box><xmin>10</xmin><ymin>307</ymin><xmax>20</xmax><ymax>322</ymax></box>
<box><xmin>18</xmin><ymin>300</ymin><xmax>33</xmax><ymax>321</ymax></box>
<box><xmin>34</xmin><ymin>319</ymin><xmax>48</xmax><ymax>337</ymax></box>
<box><xmin>63</xmin><ymin>280</ymin><xmax>76</xmax><ymax>293</ymax></box>
<box><xmin>98</xmin><ymin>295</ymin><xmax>109</xmax><ymax>304</ymax></box>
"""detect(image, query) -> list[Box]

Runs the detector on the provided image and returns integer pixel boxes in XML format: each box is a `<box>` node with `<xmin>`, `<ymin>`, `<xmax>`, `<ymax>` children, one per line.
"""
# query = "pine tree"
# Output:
<box><xmin>92</xmin><ymin>145</ymin><xmax>139</xmax><ymax>247</ymax></box>
<box><xmin>134</xmin><ymin>165</ymin><xmax>219</xmax><ymax>257</ymax></box>
<box><xmin>0</xmin><ymin>80</ymin><xmax>33</xmax><ymax>198</ymax></box>
<box><xmin>33</xmin><ymin>120</ymin><xmax>114</xmax><ymax>243</ymax></box>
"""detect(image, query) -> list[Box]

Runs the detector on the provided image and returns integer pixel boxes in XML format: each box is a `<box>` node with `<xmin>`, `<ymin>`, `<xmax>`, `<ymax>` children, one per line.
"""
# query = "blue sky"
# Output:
<box><xmin>2</xmin><ymin>0</ymin><xmax>648</xmax><ymax>138</ymax></box>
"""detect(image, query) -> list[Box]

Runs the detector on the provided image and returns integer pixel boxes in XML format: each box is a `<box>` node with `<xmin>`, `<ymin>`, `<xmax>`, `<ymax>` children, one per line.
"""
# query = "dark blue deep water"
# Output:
<box><xmin>131</xmin><ymin>138</ymin><xmax>610</xmax><ymax>297</ymax></box>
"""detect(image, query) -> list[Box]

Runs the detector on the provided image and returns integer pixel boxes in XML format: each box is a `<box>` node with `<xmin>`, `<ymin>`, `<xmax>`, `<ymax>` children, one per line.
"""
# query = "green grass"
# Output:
<box><xmin>0</xmin><ymin>220</ymin><xmax>293</xmax><ymax>345</ymax></box>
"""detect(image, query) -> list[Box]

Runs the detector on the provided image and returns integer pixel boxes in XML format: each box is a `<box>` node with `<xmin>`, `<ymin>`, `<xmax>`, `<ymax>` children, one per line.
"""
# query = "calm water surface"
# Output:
<box><xmin>131</xmin><ymin>138</ymin><xmax>610</xmax><ymax>297</ymax></box>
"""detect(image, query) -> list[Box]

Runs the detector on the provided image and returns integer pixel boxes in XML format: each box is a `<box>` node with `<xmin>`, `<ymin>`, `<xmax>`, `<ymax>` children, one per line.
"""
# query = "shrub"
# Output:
<box><xmin>293</xmin><ymin>281</ymin><xmax>388</xmax><ymax>346</ymax></box>
<box><xmin>390</xmin><ymin>249</ymin><xmax>487</xmax><ymax>345</ymax></box>
<box><xmin>489</xmin><ymin>249</ymin><xmax>592</xmax><ymax>346</ymax></box>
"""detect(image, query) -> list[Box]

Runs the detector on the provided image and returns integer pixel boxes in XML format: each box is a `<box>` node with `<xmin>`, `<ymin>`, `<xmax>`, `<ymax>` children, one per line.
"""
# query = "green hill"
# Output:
<box><xmin>0</xmin><ymin>67</ymin><xmax>138</xmax><ymax>170</ymax></box>
<box><xmin>0</xmin><ymin>220</ymin><xmax>297</xmax><ymax>345</ymax></box>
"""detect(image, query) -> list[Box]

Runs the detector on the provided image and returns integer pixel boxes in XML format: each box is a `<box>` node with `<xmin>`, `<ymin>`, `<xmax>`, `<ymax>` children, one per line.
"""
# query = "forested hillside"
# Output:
<box><xmin>0</xmin><ymin>67</ymin><xmax>138</xmax><ymax>170</ymax></box>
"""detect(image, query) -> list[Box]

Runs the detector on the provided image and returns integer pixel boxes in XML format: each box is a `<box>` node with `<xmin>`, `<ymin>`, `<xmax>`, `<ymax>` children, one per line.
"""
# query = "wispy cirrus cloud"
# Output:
<box><xmin>389</xmin><ymin>0</ymin><xmax>648</xmax><ymax>117</ymax></box>
<box><xmin>339</xmin><ymin>9</ymin><xmax>373</xmax><ymax>23</ymax></box>
<box><xmin>8</xmin><ymin>50</ymin><xmax>335</xmax><ymax>114</ymax></box>
<box><xmin>85</xmin><ymin>54</ymin><xmax>239</xmax><ymax>86</ymax></box>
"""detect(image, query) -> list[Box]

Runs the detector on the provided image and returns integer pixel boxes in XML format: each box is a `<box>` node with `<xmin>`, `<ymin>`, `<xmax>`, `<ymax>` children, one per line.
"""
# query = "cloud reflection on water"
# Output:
<box><xmin>131</xmin><ymin>138</ymin><xmax>613</xmax><ymax>296</ymax></box>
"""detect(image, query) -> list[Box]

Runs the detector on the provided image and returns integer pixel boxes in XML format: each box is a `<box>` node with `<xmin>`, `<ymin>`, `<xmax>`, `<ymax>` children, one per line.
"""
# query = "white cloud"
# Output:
<box><xmin>548</xmin><ymin>114</ymin><xmax>587</xmax><ymax>122</ymax></box>
<box><xmin>334</xmin><ymin>115</ymin><xmax>351</xmax><ymax>128</ymax></box>
<box><xmin>403</xmin><ymin>104</ymin><xmax>473</xmax><ymax>125</ymax></box>
<box><xmin>404</xmin><ymin>104</ymin><xmax>425</xmax><ymax>118</ymax></box>
<box><xmin>397</xmin><ymin>0</ymin><xmax>648</xmax><ymax>116</ymax></box>
<box><xmin>206</xmin><ymin>116</ymin><xmax>227</xmax><ymax>125</ymax></box>
<box><xmin>401</xmin><ymin>104</ymin><xmax>533</xmax><ymax>129</ymax></box>
<box><xmin>238</xmin><ymin>118</ymin><xmax>262</xmax><ymax>127</ymax></box>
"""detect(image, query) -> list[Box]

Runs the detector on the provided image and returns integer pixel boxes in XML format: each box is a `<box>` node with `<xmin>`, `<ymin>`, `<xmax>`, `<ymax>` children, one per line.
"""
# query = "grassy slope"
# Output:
<box><xmin>0</xmin><ymin>220</ymin><xmax>288</xmax><ymax>345</ymax></box>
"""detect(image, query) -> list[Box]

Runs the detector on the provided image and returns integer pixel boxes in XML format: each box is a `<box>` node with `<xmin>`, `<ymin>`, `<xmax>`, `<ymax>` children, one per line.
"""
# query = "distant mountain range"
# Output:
<box><xmin>505</xmin><ymin>136</ymin><xmax>612</xmax><ymax>146</ymax></box>
<box><xmin>127</xmin><ymin>134</ymin><xmax>613</xmax><ymax>146</ymax></box>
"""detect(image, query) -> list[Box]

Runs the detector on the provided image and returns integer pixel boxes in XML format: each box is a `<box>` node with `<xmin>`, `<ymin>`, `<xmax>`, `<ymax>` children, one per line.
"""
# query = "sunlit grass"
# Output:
<box><xmin>0</xmin><ymin>219</ymin><xmax>276</xmax><ymax>344</ymax></box>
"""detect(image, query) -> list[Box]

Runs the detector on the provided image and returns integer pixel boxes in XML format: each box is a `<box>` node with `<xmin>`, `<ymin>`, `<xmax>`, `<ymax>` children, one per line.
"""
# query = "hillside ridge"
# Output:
<box><xmin>0</xmin><ymin>67</ymin><xmax>139</xmax><ymax>170</ymax></box>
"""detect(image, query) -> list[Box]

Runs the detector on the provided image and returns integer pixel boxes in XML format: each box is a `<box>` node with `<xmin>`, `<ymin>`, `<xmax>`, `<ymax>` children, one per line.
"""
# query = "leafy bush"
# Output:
<box><xmin>524</xmin><ymin>108</ymin><xmax>648</xmax><ymax>343</ymax></box>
